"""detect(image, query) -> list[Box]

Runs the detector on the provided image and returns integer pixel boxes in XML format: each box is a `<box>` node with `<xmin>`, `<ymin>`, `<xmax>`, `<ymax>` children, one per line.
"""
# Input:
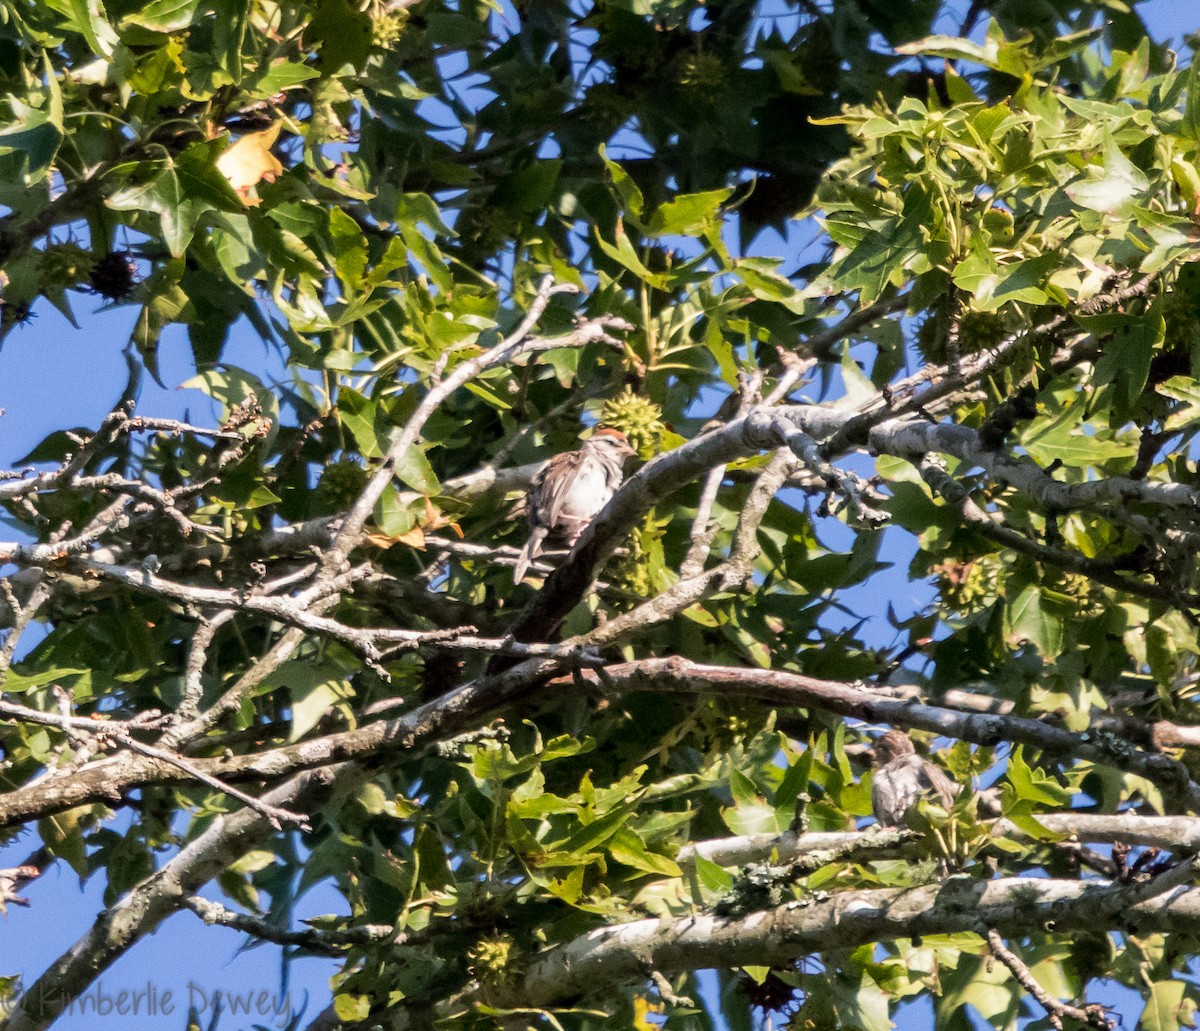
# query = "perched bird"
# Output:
<box><xmin>513</xmin><ymin>428</ymin><xmax>636</xmax><ymax>584</ymax></box>
<box><xmin>871</xmin><ymin>729</ymin><xmax>957</xmax><ymax>827</ymax></box>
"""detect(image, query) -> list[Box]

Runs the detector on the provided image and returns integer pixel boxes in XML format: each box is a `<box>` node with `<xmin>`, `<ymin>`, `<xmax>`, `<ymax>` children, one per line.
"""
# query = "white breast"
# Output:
<box><xmin>559</xmin><ymin>462</ymin><xmax>611</xmax><ymax>522</ymax></box>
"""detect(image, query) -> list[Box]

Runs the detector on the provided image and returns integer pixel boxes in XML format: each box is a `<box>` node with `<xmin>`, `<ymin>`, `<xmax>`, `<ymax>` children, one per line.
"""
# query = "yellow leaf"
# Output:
<box><xmin>395</xmin><ymin>526</ymin><xmax>426</xmax><ymax>548</ymax></box>
<box><xmin>632</xmin><ymin>996</ymin><xmax>663</xmax><ymax>1031</ymax></box>
<box><xmin>216</xmin><ymin>122</ymin><xmax>284</xmax><ymax>203</ymax></box>
<box><xmin>422</xmin><ymin>495</ymin><xmax>464</xmax><ymax>537</ymax></box>
<box><xmin>364</xmin><ymin>526</ymin><xmax>426</xmax><ymax>549</ymax></box>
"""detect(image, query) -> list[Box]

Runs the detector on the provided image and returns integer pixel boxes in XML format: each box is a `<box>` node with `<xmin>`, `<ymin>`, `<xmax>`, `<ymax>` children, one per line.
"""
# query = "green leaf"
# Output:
<box><xmin>1183</xmin><ymin>63</ymin><xmax>1200</xmax><ymax>142</ymax></box>
<box><xmin>950</xmin><ymin>247</ymin><xmax>998</xmax><ymax>298</ymax></box>
<box><xmin>492</xmin><ymin>159</ymin><xmax>562</xmax><ymax>215</ymax></box>
<box><xmin>179</xmin><ymin>367</ymin><xmax>273</xmax><ymax>419</ymax></box>
<box><xmin>44</xmin><ymin>0</ymin><xmax>119</xmax><ymax>58</ymax></box>
<box><xmin>724</xmin><ymin>798</ymin><xmax>783</xmax><ymax>836</ymax></box>
<box><xmin>775</xmin><ymin>746</ymin><xmax>813</xmax><ymax>817</ymax></box>
<box><xmin>39</xmin><ymin>805</ymin><xmax>93</xmax><ymax>878</ymax></box>
<box><xmin>1066</xmin><ymin>137</ymin><xmax>1149</xmax><ymax>214</ymax></box>
<box><xmin>1021</xmin><ymin>415</ymin><xmax>1137</xmax><ymax>468</ymax></box>
<box><xmin>108</xmin><ymin>163</ymin><xmax>220</xmax><ymax>257</ymax></box>
<box><xmin>893</xmin><ymin>35</ymin><xmax>1002</xmax><ymax>71</ymax></box>
<box><xmin>1006</xmin><ymin>585</ymin><xmax>1063</xmax><ymax>657</ymax></box>
<box><xmin>936</xmin><ymin>952</ymin><xmax>1021</xmax><ymax>1029</ymax></box>
<box><xmin>175</xmin><ymin>137</ymin><xmax>246</xmax><ymax>212</ymax></box>
<box><xmin>1090</xmin><ymin>310</ymin><xmax>1161</xmax><ymax>418</ymax></box>
<box><xmin>646</xmin><ymin>187</ymin><xmax>732</xmax><ymax>237</ymax></box>
<box><xmin>263</xmin><ymin>659</ymin><xmax>355</xmax><ymax>742</ymax></box>
<box><xmin>558</xmin><ymin>805</ymin><xmax>633</xmax><ymax>856</ymax></box>
<box><xmin>599</xmin><ymin>144</ymin><xmax>645</xmax><ymax>220</ymax></box>
<box><xmin>248</xmin><ymin>60</ymin><xmax>320</xmax><ymax>97</ymax></box>
<box><xmin>693</xmin><ymin>855</ymin><xmax>733</xmax><ymax>893</ymax></box>
<box><xmin>398</xmin><ymin>221</ymin><xmax>452</xmax><ymax>292</ymax></box>
<box><xmin>1003</xmin><ymin>747</ymin><xmax>1072</xmax><ymax>809</ymax></box>
<box><xmin>736</xmin><ymin>260</ymin><xmax>799</xmax><ymax>303</ymax></box>
<box><xmin>307</xmin><ymin>0</ymin><xmax>373</xmax><ymax>72</ymax></box>
<box><xmin>1160</xmin><ymin>377</ymin><xmax>1200</xmax><ymax>432</ymax></box>
<box><xmin>339</xmin><ymin>387</ymin><xmax>384</xmax><ymax>458</ymax></box>
<box><xmin>0</xmin><ymin>667</ymin><xmax>90</xmax><ymax>693</ymax></box>
<box><xmin>373</xmin><ymin>490</ymin><xmax>416</xmax><ymax>536</ymax></box>
<box><xmin>227</xmin><ymin>849</ymin><xmax>277</xmax><ymax>875</ymax></box>
<box><xmin>0</xmin><ymin>101</ymin><xmax>63</xmax><ymax>183</ymax></box>
<box><xmin>1141</xmin><ymin>980</ymin><xmax>1194</xmax><ymax>1031</ymax></box>
<box><xmin>838</xmin><ymin>346</ymin><xmax>878</xmax><ymax>409</ymax></box>
<box><xmin>125</xmin><ymin>0</ymin><xmax>199</xmax><ymax>32</ymax></box>
<box><xmin>607</xmin><ymin>828</ymin><xmax>682</xmax><ymax>877</ymax></box>
<box><xmin>826</xmin><ymin>969</ymin><xmax>892</xmax><ymax>1031</ymax></box>
<box><xmin>825</xmin><ymin>186</ymin><xmax>930</xmax><ymax>304</ymax></box>
<box><xmin>392</xmin><ymin>443</ymin><xmax>440</xmax><ymax>494</ymax></box>
<box><xmin>328</xmin><ymin>207</ymin><xmax>369</xmax><ymax>294</ymax></box>
<box><xmin>981</xmin><ymin>253</ymin><xmax>1059</xmax><ymax>309</ymax></box>
<box><xmin>594</xmin><ymin>224</ymin><xmax>668</xmax><ymax>289</ymax></box>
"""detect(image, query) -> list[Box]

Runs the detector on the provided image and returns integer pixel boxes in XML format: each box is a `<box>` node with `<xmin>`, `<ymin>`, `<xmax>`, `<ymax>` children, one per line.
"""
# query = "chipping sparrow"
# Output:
<box><xmin>871</xmin><ymin>729</ymin><xmax>957</xmax><ymax>827</ymax></box>
<box><xmin>513</xmin><ymin>428</ymin><xmax>636</xmax><ymax>584</ymax></box>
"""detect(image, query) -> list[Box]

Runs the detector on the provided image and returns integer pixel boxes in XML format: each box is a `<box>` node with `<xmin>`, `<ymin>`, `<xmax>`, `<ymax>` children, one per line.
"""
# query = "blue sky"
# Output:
<box><xmin>0</xmin><ymin>2</ymin><xmax>1196</xmax><ymax>1030</ymax></box>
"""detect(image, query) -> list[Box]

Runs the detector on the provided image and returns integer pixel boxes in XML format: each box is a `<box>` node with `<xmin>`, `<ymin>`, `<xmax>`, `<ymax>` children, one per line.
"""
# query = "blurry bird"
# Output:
<box><xmin>513</xmin><ymin>428</ymin><xmax>636</xmax><ymax>584</ymax></box>
<box><xmin>871</xmin><ymin>729</ymin><xmax>957</xmax><ymax>827</ymax></box>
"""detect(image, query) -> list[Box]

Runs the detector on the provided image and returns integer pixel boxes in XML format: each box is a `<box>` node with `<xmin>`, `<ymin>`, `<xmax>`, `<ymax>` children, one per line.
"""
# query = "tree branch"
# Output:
<box><xmin>568</xmin><ymin>657</ymin><xmax>1200</xmax><ymax>811</ymax></box>
<box><xmin>677</xmin><ymin>814</ymin><xmax>1200</xmax><ymax>869</ymax></box>
<box><xmin>985</xmin><ymin>928</ymin><xmax>1113</xmax><ymax>1030</ymax></box>
<box><xmin>402</xmin><ymin>866</ymin><xmax>1200</xmax><ymax>1021</ymax></box>
<box><xmin>181</xmin><ymin>896</ymin><xmax>403</xmax><ymax>955</ymax></box>
<box><xmin>329</xmin><ymin>278</ymin><xmax>620</xmax><ymax>558</ymax></box>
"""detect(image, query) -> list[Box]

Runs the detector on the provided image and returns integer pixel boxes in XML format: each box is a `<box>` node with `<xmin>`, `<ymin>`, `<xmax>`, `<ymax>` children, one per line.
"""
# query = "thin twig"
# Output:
<box><xmin>182</xmin><ymin>896</ymin><xmax>404</xmax><ymax>954</ymax></box>
<box><xmin>680</xmin><ymin>465</ymin><xmax>726</xmax><ymax>578</ymax></box>
<box><xmin>985</xmin><ymin>929</ymin><xmax>1114</xmax><ymax>1030</ymax></box>
<box><xmin>331</xmin><ymin>276</ymin><xmax>612</xmax><ymax>559</ymax></box>
<box><xmin>0</xmin><ymin>698</ymin><xmax>309</xmax><ymax>829</ymax></box>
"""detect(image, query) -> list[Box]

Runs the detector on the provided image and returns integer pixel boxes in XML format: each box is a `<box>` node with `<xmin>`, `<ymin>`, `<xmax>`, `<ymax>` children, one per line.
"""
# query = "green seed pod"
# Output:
<box><xmin>315</xmin><ymin>459</ymin><xmax>370</xmax><ymax>512</ymax></box>
<box><xmin>36</xmin><ymin>243</ymin><xmax>96</xmax><ymax>288</ymax></box>
<box><xmin>372</xmin><ymin>10</ymin><xmax>408</xmax><ymax>48</ymax></box>
<box><xmin>676</xmin><ymin>53</ymin><xmax>725</xmax><ymax>102</ymax></box>
<box><xmin>601</xmin><ymin>387</ymin><xmax>665</xmax><ymax>460</ymax></box>
<box><xmin>467</xmin><ymin>934</ymin><xmax>518</xmax><ymax>985</ymax></box>
<box><xmin>935</xmin><ymin>554</ymin><xmax>1002</xmax><ymax>616</ymax></box>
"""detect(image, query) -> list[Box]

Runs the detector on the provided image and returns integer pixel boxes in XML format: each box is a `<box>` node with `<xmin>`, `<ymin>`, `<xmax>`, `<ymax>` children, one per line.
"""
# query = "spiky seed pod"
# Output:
<box><xmin>934</xmin><ymin>555</ymin><xmax>1002</xmax><ymax>616</ymax></box>
<box><xmin>1049</xmin><ymin>572</ymin><xmax>1105</xmax><ymax>617</ymax></box>
<box><xmin>740</xmin><ymin>970</ymin><xmax>799</xmax><ymax>1014</ymax></box>
<box><xmin>917</xmin><ymin>308</ymin><xmax>1011</xmax><ymax>365</ymax></box>
<box><xmin>610</xmin><ymin>541</ymin><xmax>651</xmax><ymax>598</ymax></box>
<box><xmin>916</xmin><ymin>307</ymin><xmax>951</xmax><ymax>365</ymax></box>
<box><xmin>467</xmin><ymin>935</ymin><xmax>518</xmax><ymax>985</ymax></box>
<box><xmin>89</xmin><ymin>250</ymin><xmax>138</xmax><ymax>301</ymax></box>
<box><xmin>676</xmin><ymin>53</ymin><xmax>724</xmax><ymax>102</ymax></box>
<box><xmin>0</xmin><ymin>300</ymin><xmax>33</xmax><ymax>329</ymax></box>
<box><xmin>600</xmin><ymin>387</ymin><xmax>665</xmax><ymax>459</ymax></box>
<box><xmin>371</xmin><ymin>9</ymin><xmax>407</xmax><ymax>48</ymax></box>
<box><xmin>315</xmin><ymin>459</ymin><xmax>369</xmax><ymax>512</ymax></box>
<box><xmin>956</xmin><ymin>310</ymin><xmax>1010</xmax><ymax>354</ymax></box>
<box><xmin>36</xmin><ymin>243</ymin><xmax>96</xmax><ymax>289</ymax></box>
<box><xmin>608</xmin><ymin>510</ymin><xmax>673</xmax><ymax>602</ymax></box>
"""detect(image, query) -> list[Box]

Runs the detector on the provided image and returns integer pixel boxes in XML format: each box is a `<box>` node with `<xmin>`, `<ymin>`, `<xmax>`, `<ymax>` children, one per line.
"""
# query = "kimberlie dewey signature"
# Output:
<box><xmin>0</xmin><ymin>980</ymin><xmax>301</xmax><ymax>1027</ymax></box>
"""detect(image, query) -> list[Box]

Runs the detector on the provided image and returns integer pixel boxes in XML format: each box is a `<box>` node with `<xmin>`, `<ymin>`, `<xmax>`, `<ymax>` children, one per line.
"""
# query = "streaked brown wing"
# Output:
<box><xmin>916</xmin><ymin>759</ymin><xmax>958</xmax><ymax>809</ymax></box>
<box><xmin>536</xmin><ymin>450</ymin><xmax>587</xmax><ymax>528</ymax></box>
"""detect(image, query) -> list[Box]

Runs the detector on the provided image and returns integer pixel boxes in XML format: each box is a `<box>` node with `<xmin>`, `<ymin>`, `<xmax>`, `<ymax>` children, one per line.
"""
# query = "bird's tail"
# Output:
<box><xmin>513</xmin><ymin>528</ymin><xmax>547</xmax><ymax>584</ymax></box>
